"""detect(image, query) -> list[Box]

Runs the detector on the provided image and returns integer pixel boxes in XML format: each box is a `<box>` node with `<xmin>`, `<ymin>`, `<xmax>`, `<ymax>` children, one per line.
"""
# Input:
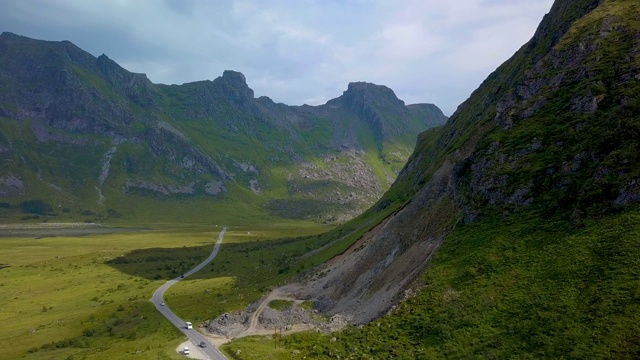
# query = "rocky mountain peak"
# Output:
<box><xmin>96</xmin><ymin>53</ymin><xmax>129</xmax><ymax>79</ymax></box>
<box><xmin>222</xmin><ymin>69</ymin><xmax>247</xmax><ymax>83</ymax></box>
<box><xmin>0</xmin><ymin>31</ymin><xmax>21</xmax><ymax>39</ymax></box>
<box><xmin>319</xmin><ymin>80</ymin><xmax>447</xmax><ymax>143</ymax></box>
<box><xmin>324</xmin><ymin>81</ymin><xmax>415</xmax><ymax>140</ymax></box>
<box><xmin>96</xmin><ymin>53</ymin><xmax>154</xmax><ymax>98</ymax></box>
<box><xmin>213</xmin><ymin>69</ymin><xmax>254</xmax><ymax>100</ymax></box>
<box><xmin>340</xmin><ymin>81</ymin><xmax>405</xmax><ymax>107</ymax></box>
<box><xmin>526</xmin><ymin>0</ymin><xmax>604</xmax><ymax>55</ymax></box>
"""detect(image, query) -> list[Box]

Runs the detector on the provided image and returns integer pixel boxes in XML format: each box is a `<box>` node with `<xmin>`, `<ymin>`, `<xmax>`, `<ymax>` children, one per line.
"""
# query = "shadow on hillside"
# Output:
<box><xmin>0</xmin><ymin>226</ymin><xmax>147</xmax><ymax>238</ymax></box>
<box><xmin>106</xmin><ymin>243</ymin><xmax>213</xmax><ymax>280</ymax></box>
<box><xmin>105</xmin><ymin>235</ymin><xmax>319</xmax><ymax>281</ymax></box>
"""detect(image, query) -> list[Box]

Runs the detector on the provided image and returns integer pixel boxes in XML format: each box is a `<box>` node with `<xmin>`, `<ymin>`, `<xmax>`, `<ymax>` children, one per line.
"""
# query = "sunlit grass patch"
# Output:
<box><xmin>0</xmin><ymin>221</ymin><xmax>332</xmax><ymax>359</ymax></box>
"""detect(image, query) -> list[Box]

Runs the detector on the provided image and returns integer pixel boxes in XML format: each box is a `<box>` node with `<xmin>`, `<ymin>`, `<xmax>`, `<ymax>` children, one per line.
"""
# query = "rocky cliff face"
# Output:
<box><xmin>329</xmin><ymin>82</ymin><xmax>446</xmax><ymax>142</ymax></box>
<box><xmin>296</xmin><ymin>0</ymin><xmax>640</xmax><ymax>323</ymax></box>
<box><xmin>0</xmin><ymin>33</ymin><xmax>447</xmax><ymax>222</ymax></box>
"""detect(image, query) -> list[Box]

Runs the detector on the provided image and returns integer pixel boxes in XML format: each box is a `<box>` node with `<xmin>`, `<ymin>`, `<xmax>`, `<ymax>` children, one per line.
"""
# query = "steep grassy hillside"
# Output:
<box><xmin>0</xmin><ymin>33</ymin><xmax>447</xmax><ymax>224</ymax></box>
<box><xmin>242</xmin><ymin>207</ymin><xmax>640</xmax><ymax>359</ymax></box>
<box><xmin>248</xmin><ymin>0</ymin><xmax>640</xmax><ymax>357</ymax></box>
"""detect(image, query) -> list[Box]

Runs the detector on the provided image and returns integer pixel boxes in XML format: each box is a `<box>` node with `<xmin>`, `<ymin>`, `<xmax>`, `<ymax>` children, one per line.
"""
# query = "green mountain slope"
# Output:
<box><xmin>0</xmin><ymin>33</ymin><xmax>447</xmax><ymax>224</ymax></box>
<box><xmin>274</xmin><ymin>0</ymin><xmax>640</xmax><ymax>357</ymax></box>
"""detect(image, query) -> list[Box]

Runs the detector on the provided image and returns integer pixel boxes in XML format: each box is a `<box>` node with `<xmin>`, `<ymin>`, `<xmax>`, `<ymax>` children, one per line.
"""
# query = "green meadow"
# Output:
<box><xmin>0</xmin><ymin>221</ymin><xmax>330</xmax><ymax>359</ymax></box>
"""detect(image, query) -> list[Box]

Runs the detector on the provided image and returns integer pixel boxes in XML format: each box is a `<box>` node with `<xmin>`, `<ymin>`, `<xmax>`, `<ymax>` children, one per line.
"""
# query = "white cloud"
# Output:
<box><xmin>374</xmin><ymin>22</ymin><xmax>444</xmax><ymax>61</ymax></box>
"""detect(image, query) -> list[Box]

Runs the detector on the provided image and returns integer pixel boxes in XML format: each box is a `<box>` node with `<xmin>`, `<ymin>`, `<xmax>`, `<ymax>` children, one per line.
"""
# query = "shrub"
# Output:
<box><xmin>19</xmin><ymin>200</ymin><xmax>52</xmax><ymax>215</ymax></box>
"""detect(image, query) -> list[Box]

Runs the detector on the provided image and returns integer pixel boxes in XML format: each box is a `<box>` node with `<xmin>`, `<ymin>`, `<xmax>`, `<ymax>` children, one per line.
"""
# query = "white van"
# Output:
<box><xmin>185</xmin><ymin>321</ymin><xmax>193</xmax><ymax>329</ymax></box>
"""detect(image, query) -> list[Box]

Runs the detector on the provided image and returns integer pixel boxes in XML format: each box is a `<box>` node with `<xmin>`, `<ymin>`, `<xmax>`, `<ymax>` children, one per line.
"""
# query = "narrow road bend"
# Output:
<box><xmin>151</xmin><ymin>227</ymin><xmax>228</xmax><ymax>360</ymax></box>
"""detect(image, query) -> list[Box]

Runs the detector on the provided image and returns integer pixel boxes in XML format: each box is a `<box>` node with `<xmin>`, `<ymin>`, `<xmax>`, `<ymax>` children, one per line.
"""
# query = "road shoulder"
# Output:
<box><xmin>176</xmin><ymin>340</ymin><xmax>207</xmax><ymax>359</ymax></box>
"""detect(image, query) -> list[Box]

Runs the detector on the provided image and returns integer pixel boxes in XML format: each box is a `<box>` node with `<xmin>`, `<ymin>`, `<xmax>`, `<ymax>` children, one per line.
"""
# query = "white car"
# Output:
<box><xmin>184</xmin><ymin>346</ymin><xmax>190</xmax><ymax>355</ymax></box>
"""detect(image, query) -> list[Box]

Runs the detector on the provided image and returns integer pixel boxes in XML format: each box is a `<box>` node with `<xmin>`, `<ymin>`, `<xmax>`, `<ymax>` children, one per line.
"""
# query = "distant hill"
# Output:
<box><xmin>0</xmin><ymin>32</ymin><xmax>447</xmax><ymax>223</ymax></box>
<box><xmin>290</xmin><ymin>0</ymin><xmax>640</xmax><ymax>357</ymax></box>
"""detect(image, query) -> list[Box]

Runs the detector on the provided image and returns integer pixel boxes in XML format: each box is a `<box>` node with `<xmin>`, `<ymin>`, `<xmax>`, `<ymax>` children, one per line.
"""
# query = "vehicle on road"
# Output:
<box><xmin>152</xmin><ymin>228</ymin><xmax>227</xmax><ymax>359</ymax></box>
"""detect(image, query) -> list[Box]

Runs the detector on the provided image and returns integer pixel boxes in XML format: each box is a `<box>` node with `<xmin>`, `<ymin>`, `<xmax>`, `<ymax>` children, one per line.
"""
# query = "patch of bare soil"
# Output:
<box><xmin>206</xmin><ymin>285</ymin><xmax>350</xmax><ymax>340</ymax></box>
<box><xmin>289</xmin><ymin>183</ymin><xmax>453</xmax><ymax>324</ymax></box>
<box><xmin>206</xmin><ymin>215</ymin><xmax>405</xmax><ymax>338</ymax></box>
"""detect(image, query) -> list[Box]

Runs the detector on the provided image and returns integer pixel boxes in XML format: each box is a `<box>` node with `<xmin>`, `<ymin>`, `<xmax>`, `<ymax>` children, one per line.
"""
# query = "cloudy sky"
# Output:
<box><xmin>0</xmin><ymin>0</ymin><xmax>553</xmax><ymax>115</ymax></box>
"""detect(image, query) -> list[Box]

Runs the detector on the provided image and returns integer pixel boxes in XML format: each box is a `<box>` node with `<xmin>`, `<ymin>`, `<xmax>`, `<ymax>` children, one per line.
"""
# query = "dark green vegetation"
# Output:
<box><xmin>223</xmin><ymin>0</ymin><xmax>640</xmax><ymax>357</ymax></box>
<box><xmin>0</xmin><ymin>33</ymin><xmax>446</xmax><ymax>224</ymax></box>
<box><xmin>238</xmin><ymin>208</ymin><xmax>640</xmax><ymax>359</ymax></box>
<box><xmin>267</xmin><ymin>300</ymin><xmax>293</xmax><ymax>311</ymax></box>
<box><xmin>108</xmin><ymin>224</ymin><xmax>337</xmax><ymax>323</ymax></box>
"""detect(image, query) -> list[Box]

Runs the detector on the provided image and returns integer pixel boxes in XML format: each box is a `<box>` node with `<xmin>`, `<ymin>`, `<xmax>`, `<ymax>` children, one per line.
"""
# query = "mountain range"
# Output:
<box><xmin>0</xmin><ymin>32</ymin><xmax>446</xmax><ymax>223</ymax></box>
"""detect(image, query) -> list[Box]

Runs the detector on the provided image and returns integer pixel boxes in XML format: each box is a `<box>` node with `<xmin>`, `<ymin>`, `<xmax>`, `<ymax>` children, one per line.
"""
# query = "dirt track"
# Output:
<box><xmin>207</xmin><ymin>284</ymin><xmax>348</xmax><ymax>341</ymax></box>
<box><xmin>236</xmin><ymin>286</ymin><xmax>315</xmax><ymax>338</ymax></box>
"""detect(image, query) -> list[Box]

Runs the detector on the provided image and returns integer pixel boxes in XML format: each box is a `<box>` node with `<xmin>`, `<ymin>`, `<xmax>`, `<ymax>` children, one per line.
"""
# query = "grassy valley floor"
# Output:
<box><xmin>0</xmin><ymin>221</ymin><xmax>329</xmax><ymax>359</ymax></box>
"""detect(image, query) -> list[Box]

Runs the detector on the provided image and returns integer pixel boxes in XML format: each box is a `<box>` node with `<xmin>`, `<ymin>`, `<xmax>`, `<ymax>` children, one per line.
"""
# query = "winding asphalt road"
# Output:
<box><xmin>151</xmin><ymin>227</ymin><xmax>228</xmax><ymax>360</ymax></box>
